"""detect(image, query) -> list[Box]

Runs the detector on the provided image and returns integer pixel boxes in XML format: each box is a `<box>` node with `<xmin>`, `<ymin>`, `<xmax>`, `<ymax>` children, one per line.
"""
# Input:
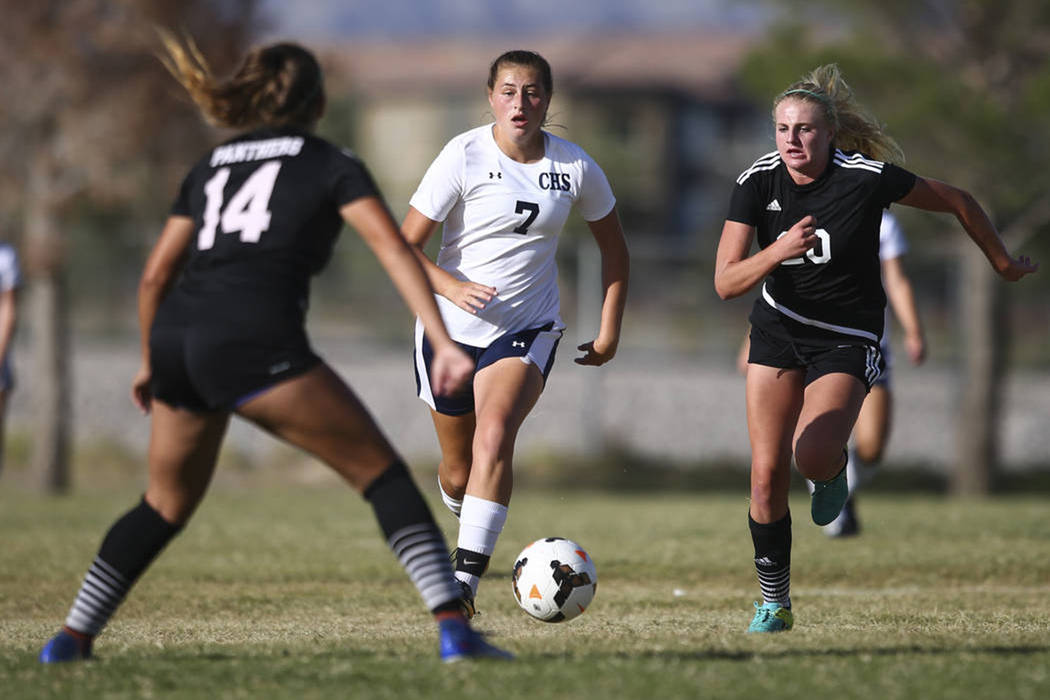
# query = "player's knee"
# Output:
<box><xmin>855</xmin><ymin>442</ymin><xmax>884</xmax><ymax>464</ymax></box>
<box><xmin>471</xmin><ymin>421</ymin><xmax>514</xmax><ymax>464</ymax></box>
<box><xmin>793</xmin><ymin>440</ymin><xmax>843</xmax><ymax>481</ymax></box>
<box><xmin>439</xmin><ymin>461</ymin><xmax>470</xmax><ymax>495</ymax></box>
<box><xmin>749</xmin><ymin>466</ymin><xmax>780</xmax><ymax>508</ymax></box>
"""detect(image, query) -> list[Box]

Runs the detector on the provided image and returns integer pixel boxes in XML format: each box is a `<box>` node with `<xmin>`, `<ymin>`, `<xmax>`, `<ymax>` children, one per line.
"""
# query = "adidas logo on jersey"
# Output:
<box><xmin>766</xmin><ymin>199</ymin><xmax>782</xmax><ymax>211</ymax></box>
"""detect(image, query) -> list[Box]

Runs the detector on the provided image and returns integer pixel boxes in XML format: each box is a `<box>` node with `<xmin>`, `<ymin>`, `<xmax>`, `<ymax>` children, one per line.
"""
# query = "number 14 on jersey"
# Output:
<box><xmin>199</xmin><ymin>161</ymin><xmax>283</xmax><ymax>250</ymax></box>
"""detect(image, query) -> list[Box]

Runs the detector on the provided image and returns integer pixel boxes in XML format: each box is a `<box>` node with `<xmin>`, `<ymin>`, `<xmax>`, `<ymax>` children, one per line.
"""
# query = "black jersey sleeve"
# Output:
<box><xmin>726</xmin><ymin>176</ymin><xmax>762</xmax><ymax>226</ymax></box>
<box><xmin>875</xmin><ymin>163</ymin><xmax>918</xmax><ymax>207</ymax></box>
<box><xmin>170</xmin><ymin>167</ymin><xmax>195</xmax><ymax>217</ymax></box>
<box><xmin>328</xmin><ymin>147</ymin><xmax>381</xmax><ymax>207</ymax></box>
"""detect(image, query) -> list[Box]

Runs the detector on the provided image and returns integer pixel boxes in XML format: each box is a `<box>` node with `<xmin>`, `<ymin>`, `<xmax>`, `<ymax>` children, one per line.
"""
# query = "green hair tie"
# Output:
<box><xmin>781</xmin><ymin>88</ymin><xmax>830</xmax><ymax>104</ymax></box>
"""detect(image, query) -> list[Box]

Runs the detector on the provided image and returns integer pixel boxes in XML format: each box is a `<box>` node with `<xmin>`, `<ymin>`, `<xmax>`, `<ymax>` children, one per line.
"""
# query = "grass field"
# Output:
<box><xmin>2</xmin><ymin>482</ymin><xmax>1048</xmax><ymax>699</ymax></box>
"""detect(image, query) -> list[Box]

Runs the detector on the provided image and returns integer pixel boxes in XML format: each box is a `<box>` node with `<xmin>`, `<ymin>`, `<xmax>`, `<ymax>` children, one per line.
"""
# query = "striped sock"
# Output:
<box><xmin>64</xmin><ymin>497</ymin><xmax>181</xmax><ymax>636</ymax></box>
<box><xmin>365</xmin><ymin>461</ymin><xmax>460</xmax><ymax>613</ymax></box>
<box><xmin>65</xmin><ymin>558</ymin><xmax>131</xmax><ymax>636</ymax></box>
<box><xmin>749</xmin><ymin>512</ymin><xmax>792</xmax><ymax>607</ymax></box>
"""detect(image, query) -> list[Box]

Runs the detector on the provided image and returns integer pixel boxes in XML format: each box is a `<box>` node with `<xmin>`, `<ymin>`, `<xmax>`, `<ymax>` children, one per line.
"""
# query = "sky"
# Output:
<box><xmin>259</xmin><ymin>0</ymin><xmax>771</xmax><ymax>41</ymax></box>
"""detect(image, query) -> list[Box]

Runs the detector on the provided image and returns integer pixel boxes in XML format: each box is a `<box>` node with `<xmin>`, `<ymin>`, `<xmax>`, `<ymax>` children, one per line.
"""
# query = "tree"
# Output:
<box><xmin>738</xmin><ymin>0</ymin><xmax>1050</xmax><ymax>493</ymax></box>
<box><xmin>0</xmin><ymin>0</ymin><xmax>262</xmax><ymax>491</ymax></box>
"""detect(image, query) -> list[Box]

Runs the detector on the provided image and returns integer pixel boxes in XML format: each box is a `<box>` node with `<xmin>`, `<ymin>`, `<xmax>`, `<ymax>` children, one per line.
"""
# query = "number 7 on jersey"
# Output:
<box><xmin>513</xmin><ymin>200</ymin><xmax>540</xmax><ymax>235</ymax></box>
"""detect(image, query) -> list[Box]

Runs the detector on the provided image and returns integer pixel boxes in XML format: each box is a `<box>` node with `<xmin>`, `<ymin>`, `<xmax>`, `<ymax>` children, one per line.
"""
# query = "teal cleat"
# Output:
<box><xmin>747</xmin><ymin>601</ymin><xmax>794</xmax><ymax>633</ymax></box>
<box><xmin>439</xmin><ymin>617</ymin><xmax>513</xmax><ymax>663</ymax></box>
<box><xmin>811</xmin><ymin>462</ymin><xmax>848</xmax><ymax>526</ymax></box>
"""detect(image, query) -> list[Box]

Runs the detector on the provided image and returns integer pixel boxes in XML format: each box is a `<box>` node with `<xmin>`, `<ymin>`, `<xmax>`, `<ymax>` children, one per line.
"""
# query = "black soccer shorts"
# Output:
<box><xmin>748</xmin><ymin>323</ymin><xmax>884</xmax><ymax>391</ymax></box>
<box><xmin>149</xmin><ymin>316</ymin><xmax>321</xmax><ymax>412</ymax></box>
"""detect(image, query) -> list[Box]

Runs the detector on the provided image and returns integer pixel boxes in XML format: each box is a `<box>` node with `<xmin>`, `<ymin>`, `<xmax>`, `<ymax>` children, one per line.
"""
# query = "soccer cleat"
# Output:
<box><xmin>456</xmin><ymin>579</ymin><xmax>477</xmax><ymax>619</ymax></box>
<box><xmin>747</xmin><ymin>601</ymin><xmax>794</xmax><ymax>633</ymax></box>
<box><xmin>438</xmin><ymin>616</ymin><xmax>513</xmax><ymax>663</ymax></box>
<box><xmin>39</xmin><ymin>629</ymin><xmax>93</xmax><ymax>663</ymax></box>
<box><xmin>823</xmin><ymin>495</ymin><xmax>860</xmax><ymax>538</ymax></box>
<box><xmin>811</xmin><ymin>461</ymin><xmax>848</xmax><ymax>526</ymax></box>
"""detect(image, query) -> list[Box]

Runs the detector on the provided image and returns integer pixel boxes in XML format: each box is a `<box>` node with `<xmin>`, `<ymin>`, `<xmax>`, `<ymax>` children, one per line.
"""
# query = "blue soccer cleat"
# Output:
<box><xmin>438</xmin><ymin>616</ymin><xmax>513</xmax><ymax>663</ymax></box>
<box><xmin>747</xmin><ymin>601</ymin><xmax>794</xmax><ymax>633</ymax></box>
<box><xmin>39</xmin><ymin>629</ymin><xmax>93</xmax><ymax>663</ymax></box>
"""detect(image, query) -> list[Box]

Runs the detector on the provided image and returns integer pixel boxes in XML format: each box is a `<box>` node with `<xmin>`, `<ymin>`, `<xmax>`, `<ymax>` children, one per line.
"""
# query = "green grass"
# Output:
<box><xmin>2</xmin><ymin>484</ymin><xmax>1049</xmax><ymax>699</ymax></box>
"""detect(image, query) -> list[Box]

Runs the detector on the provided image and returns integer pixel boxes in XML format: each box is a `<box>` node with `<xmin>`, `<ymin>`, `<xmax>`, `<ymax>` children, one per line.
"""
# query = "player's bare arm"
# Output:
<box><xmin>575</xmin><ymin>208</ymin><xmax>629</xmax><ymax>366</ymax></box>
<box><xmin>401</xmin><ymin>206</ymin><xmax>496</xmax><ymax>314</ymax></box>
<box><xmin>898</xmin><ymin>177</ymin><xmax>1038</xmax><ymax>281</ymax></box>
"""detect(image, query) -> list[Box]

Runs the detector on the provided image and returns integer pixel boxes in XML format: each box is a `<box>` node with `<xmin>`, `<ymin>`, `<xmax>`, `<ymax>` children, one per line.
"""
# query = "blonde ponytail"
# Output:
<box><xmin>774</xmin><ymin>64</ymin><xmax>904</xmax><ymax>164</ymax></box>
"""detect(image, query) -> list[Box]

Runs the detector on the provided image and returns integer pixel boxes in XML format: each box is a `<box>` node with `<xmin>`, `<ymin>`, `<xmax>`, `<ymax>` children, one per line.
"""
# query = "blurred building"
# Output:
<box><xmin>322</xmin><ymin>32</ymin><xmax>767</xmax><ymax>247</ymax></box>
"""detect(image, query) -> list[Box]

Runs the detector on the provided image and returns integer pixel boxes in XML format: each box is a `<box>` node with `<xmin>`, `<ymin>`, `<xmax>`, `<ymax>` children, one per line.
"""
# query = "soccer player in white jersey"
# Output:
<box><xmin>401</xmin><ymin>50</ymin><xmax>629</xmax><ymax>616</ymax></box>
<box><xmin>0</xmin><ymin>242</ymin><xmax>19</xmax><ymax>477</ymax></box>
<box><xmin>826</xmin><ymin>210</ymin><xmax>927</xmax><ymax>536</ymax></box>
<box><xmin>715</xmin><ymin>64</ymin><xmax>1036</xmax><ymax>634</ymax></box>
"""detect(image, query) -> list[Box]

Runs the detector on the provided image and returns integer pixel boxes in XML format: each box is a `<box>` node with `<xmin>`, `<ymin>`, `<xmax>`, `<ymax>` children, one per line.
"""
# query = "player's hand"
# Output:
<box><xmin>131</xmin><ymin>362</ymin><xmax>153</xmax><ymax>414</ymax></box>
<box><xmin>430</xmin><ymin>343</ymin><xmax>474</xmax><ymax>397</ymax></box>
<box><xmin>905</xmin><ymin>332</ymin><xmax>927</xmax><ymax>366</ymax></box>
<box><xmin>994</xmin><ymin>254</ymin><xmax>1038</xmax><ymax>282</ymax></box>
<box><xmin>776</xmin><ymin>215</ymin><xmax>818</xmax><ymax>261</ymax></box>
<box><xmin>575</xmin><ymin>335</ymin><xmax>618</xmax><ymax>366</ymax></box>
<box><xmin>440</xmin><ymin>279</ymin><xmax>497</xmax><ymax>314</ymax></box>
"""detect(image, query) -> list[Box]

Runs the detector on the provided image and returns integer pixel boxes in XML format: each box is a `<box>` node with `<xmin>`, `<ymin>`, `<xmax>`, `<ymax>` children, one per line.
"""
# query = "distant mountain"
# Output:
<box><xmin>259</xmin><ymin>0</ymin><xmax>770</xmax><ymax>41</ymax></box>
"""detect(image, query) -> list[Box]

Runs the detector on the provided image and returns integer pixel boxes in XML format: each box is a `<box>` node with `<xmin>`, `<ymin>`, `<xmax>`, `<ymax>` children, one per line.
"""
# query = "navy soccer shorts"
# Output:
<box><xmin>414</xmin><ymin>321</ymin><xmax>562</xmax><ymax>415</ymax></box>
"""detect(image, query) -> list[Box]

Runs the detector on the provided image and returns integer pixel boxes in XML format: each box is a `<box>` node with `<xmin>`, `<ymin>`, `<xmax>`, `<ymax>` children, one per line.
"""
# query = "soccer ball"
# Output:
<box><xmin>511</xmin><ymin>537</ymin><xmax>597</xmax><ymax>622</ymax></box>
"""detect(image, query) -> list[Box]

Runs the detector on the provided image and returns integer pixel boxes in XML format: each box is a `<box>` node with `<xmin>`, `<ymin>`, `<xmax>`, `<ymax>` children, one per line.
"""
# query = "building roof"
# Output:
<box><xmin>321</xmin><ymin>31</ymin><xmax>755</xmax><ymax>99</ymax></box>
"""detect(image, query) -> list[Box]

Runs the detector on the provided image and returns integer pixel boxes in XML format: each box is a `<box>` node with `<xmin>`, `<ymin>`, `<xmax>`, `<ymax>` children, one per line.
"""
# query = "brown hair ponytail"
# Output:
<box><xmin>158</xmin><ymin>30</ymin><xmax>325</xmax><ymax>130</ymax></box>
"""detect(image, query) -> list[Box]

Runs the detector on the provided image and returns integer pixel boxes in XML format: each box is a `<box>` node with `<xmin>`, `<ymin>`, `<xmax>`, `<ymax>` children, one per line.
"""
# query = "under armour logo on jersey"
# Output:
<box><xmin>512</xmin><ymin>341</ymin><xmax>526</xmax><ymax>348</ymax></box>
<box><xmin>766</xmin><ymin>199</ymin><xmax>782</xmax><ymax>211</ymax></box>
<box><xmin>489</xmin><ymin>171</ymin><xmax>502</xmax><ymax>179</ymax></box>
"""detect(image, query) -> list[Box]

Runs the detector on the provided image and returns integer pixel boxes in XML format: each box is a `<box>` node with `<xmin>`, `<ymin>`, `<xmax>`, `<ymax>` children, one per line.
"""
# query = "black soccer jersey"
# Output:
<box><xmin>169</xmin><ymin>126</ymin><xmax>380</xmax><ymax>306</ymax></box>
<box><xmin>727</xmin><ymin>149</ymin><xmax>916</xmax><ymax>343</ymax></box>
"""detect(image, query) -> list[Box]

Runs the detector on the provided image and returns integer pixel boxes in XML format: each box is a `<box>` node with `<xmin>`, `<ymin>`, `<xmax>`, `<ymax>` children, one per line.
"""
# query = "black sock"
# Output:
<box><xmin>365</xmin><ymin>461</ymin><xmax>461</xmax><ymax>614</ymax></box>
<box><xmin>64</xmin><ymin>497</ymin><xmax>181</xmax><ymax>636</ymax></box>
<box><xmin>749</xmin><ymin>511</ymin><xmax>792</xmax><ymax>607</ymax></box>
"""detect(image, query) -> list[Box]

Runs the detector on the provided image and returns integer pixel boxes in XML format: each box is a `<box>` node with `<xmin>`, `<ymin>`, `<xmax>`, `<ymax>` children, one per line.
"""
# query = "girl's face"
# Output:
<box><xmin>488</xmin><ymin>64</ymin><xmax>549</xmax><ymax>143</ymax></box>
<box><xmin>775</xmin><ymin>97</ymin><xmax>834</xmax><ymax>182</ymax></box>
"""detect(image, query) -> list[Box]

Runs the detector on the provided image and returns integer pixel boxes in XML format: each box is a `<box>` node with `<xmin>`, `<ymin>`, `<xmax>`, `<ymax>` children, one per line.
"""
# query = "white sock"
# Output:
<box><xmin>438</xmin><ymin>475</ymin><xmax>462</xmax><ymax>518</ymax></box>
<box><xmin>846</xmin><ymin>445</ymin><xmax>860</xmax><ymax>496</ymax></box>
<box><xmin>455</xmin><ymin>495</ymin><xmax>508</xmax><ymax>594</ymax></box>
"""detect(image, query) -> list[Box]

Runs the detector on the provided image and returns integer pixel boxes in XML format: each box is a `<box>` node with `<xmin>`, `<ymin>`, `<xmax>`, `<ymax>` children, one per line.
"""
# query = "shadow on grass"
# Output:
<box><xmin>589</xmin><ymin>643</ymin><xmax>1050</xmax><ymax>662</ymax></box>
<box><xmin>513</xmin><ymin>446</ymin><xmax>1050</xmax><ymax>495</ymax></box>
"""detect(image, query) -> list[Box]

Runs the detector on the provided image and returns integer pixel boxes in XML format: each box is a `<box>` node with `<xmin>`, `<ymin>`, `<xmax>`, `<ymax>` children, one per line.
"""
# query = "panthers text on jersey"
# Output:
<box><xmin>410</xmin><ymin>124</ymin><xmax>616</xmax><ymax>347</ymax></box>
<box><xmin>728</xmin><ymin>149</ymin><xmax>916</xmax><ymax>344</ymax></box>
<box><xmin>169</xmin><ymin>126</ymin><xmax>379</xmax><ymax>315</ymax></box>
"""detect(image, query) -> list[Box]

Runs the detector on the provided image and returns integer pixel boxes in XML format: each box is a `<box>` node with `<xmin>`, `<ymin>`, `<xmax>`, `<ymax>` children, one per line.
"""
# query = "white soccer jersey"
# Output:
<box><xmin>879</xmin><ymin>211</ymin><xmax>907</xmax><ymax>262</ymax></box>
<box><xmin>878</xmin><ymin>211</ymin><xmax>908</xmax><ymax>353</ymax></box>
<box><xmin>410</xmin><ymin>124</ymin><xmax>616</xmax><ymax>347</ymax></box>
<box><xmin>0</xmin><ymin>244</ymin><xmax>20</xmax><ymax>293</ymax></box>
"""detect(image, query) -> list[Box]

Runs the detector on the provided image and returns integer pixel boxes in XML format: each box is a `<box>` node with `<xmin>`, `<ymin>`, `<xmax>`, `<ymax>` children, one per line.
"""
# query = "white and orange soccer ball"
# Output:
<box><xmin>511</xmin><ymin>537</ymin><xmax>597</xmax><ymax>622</ymax></box>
